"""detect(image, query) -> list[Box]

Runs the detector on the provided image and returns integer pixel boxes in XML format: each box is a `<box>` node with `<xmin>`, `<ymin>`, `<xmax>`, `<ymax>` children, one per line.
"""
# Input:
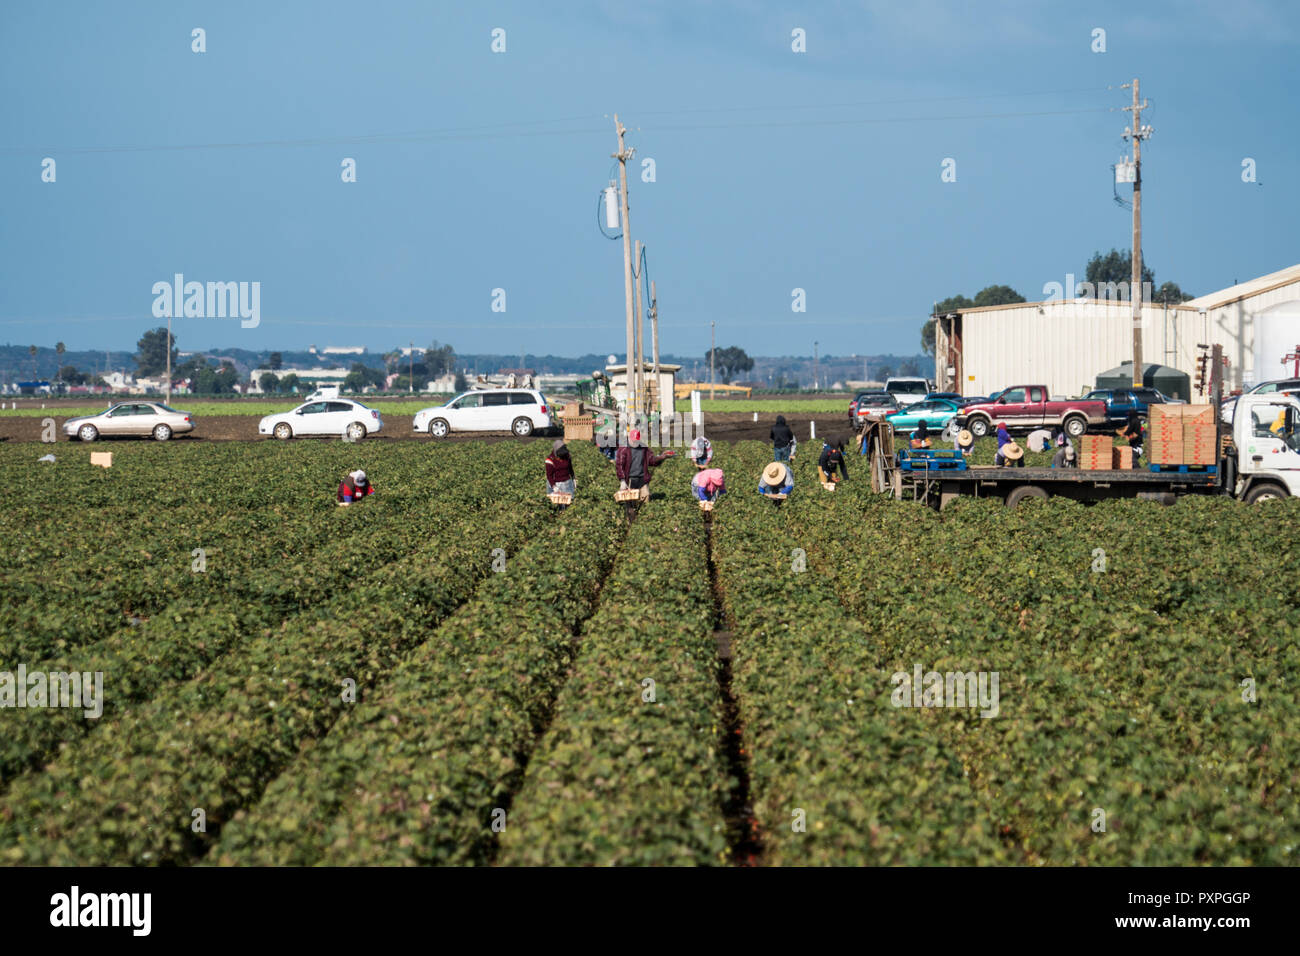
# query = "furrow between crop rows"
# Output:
<box><xmin>496</xmin><ymin>497</ymin><xmax>730</xmax><ymax>865</ymax></box>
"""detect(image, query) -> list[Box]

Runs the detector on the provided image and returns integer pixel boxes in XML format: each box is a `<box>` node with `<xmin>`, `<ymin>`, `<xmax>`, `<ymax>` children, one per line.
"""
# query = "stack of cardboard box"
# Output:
<box><xmin>1183</xmin><ymin>406</ymin><xmax>1218</xmax><ymax>465</ymax></box>
<box><xmin>1148</xmin><ymin>404</ymin><xmax>1217</xmax><ymax>466</ymax></box>
<box><xmin>1112</xmin><ymin>445</ymin><xmax>1136</xmax><ymax>469</ymax></box>
<box><xmin>1080</xmin><ymin>434</ymin><xmax>1113</xmax><ymax>470</ymax></box>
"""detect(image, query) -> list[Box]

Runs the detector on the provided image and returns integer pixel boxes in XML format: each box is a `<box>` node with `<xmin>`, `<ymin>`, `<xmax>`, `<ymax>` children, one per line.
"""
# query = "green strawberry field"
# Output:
<box><xmin>1</xmin><ymin>437</ymin><xmax>1296</xmax><ymax>865</ymax></box>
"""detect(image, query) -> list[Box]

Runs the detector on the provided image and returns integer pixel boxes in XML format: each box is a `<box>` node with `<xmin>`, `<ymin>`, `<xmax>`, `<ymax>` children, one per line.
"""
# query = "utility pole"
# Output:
<box><xmin>710</xmin><ymin>321</ymin><xmax>716</xmax><ymax>399</ymax></box>
<box><xmin>409</xmin><ymin>341</ymin><xmax>414</xmax><ymax>393</ymax></box>
<box><xmin>650</xmin><ymin>280</ymin><xmax>660</xmax><ymax>382</ymax></box>
<box><xmin>814</xmin><ymin>341</ymin><xmax>819</xmax><ymax>391</ymax></box>
<box><xmin>1122</xmin><ymin>78</ymin><xmax>1152</xmax><ymax>388</ymax></box>
<box><xmin>633</xmin><ymin>240</ymin><xmax>646</xmax><ymax>414</ymax></box>
<box><xmin>165</xmin><ymin>314</ymin><xmax>172</xmax><ymax>405</ymax></box>
<box><xmin>612</xmin><ymin>115</ymin><xmax>638</xmax><ymax>416</ymax></box>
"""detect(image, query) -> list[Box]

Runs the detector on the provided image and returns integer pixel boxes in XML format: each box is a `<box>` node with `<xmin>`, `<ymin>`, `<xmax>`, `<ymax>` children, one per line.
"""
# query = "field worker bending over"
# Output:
<box><xmin>337</xmin><ymin>469</ymin><xmax>374</xmax><ymax>505</ymax></box>
<box><xmin>1051</xmin><ymin>443</ymin><xmax>1077</xmax><ymax>469</ymax></box>
<box><xmin>818</xmin><ymin>436</ymin><xmax>849</xmax><ymax>483</ymax></box>
<box><xmin>955</xmin><ymin>428</ymin><xmax>975</xmax><ymax>458</ymax></box>
<box><xmin>996</xmin><ymin>441</ymin><xmax>1025</xmax><ymax>468</ymax></box>
<box><xmin>690</xmin><ymin>435</ymin><xmax>714</xmax><ymax>469</ymax></box>
<box><xmin>594</xmin><ymin>422</ymin><xmax>618</xmax><ymax>462</ymax></box>
<box><xmin>910</xmin><ymin>420</ymin><xmax>932</xmax><ymax>450</ymax></box>
<box><xmin>692</xmin><ymin>467</ymin><xmax>726</xmax><ymax>503</ymax></box>
<box><xmin>1120</xmin><ymin>411</ymin><xmax>1145</xmax><ymax>460</ymax></box>
<box><xmin>758</xmin><ymin>461</ymin><xmax>794</xmax><ymax>499</ymax></box>
<box><xmin>771</xmin><ymin>415</ymin><xmax>797</xmax><ymax>462</ymax></box>
<box><xmin>615</xmin><ymin>429</ymin><xmax>674</xmax><ymax>491</ymax></box>
<box><xmin>545</xmin><ymin>440</ymin><xmax>576</xmax><ymax>495</ymax></box>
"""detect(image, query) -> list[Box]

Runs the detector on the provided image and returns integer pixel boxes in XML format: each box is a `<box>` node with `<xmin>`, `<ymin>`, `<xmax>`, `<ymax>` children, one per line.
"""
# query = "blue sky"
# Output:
<box><xmin>1</xmin><ymin>1</ymin><xmax>1296</xmax><ymax>360</ymax></box>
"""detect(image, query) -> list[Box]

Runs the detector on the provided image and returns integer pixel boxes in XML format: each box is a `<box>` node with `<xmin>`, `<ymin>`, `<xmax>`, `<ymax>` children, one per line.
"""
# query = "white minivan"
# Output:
<box><xmin>413</xmin><ymin>388</ymin><xmax>556</xmax><ymax>438</ymax></box>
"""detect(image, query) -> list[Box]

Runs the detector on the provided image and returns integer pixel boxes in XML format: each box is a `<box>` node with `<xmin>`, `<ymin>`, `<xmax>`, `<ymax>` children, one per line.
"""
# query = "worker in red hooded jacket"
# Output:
<box><xmin>615</xmin><ymin>429</ymin><xmax>674</xmax><ymax>490</ymax></box>
<box><xmin>336</xmin><ymin>469</ymin><xmax>374</xmax><ymax>505</ymax></box>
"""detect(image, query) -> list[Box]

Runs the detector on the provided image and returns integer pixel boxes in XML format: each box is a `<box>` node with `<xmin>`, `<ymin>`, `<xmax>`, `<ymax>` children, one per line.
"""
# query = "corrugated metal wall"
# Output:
<box><xmin>941</xmin><ymin>281</ymin><xmax>1300</xmax><ymax>397</ymax></box>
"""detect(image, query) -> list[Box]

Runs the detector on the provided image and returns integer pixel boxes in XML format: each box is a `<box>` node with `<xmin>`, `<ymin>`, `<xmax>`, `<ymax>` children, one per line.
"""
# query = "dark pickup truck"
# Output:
<box><xmin>955</xmin><ymin>385</ymin><xmax>1108</xmax><ymax>439</ymax></box>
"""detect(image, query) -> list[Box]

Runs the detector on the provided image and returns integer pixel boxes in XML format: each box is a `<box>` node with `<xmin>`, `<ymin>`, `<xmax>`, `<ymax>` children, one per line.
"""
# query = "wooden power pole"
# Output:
<box><xmin>165</xmin><ymin>314</ymin><xmax>172</xmax><ymax>405</ymax></box>
<box><xmin>650</xmin><ymin>280</ymin><xmax>660</xmax><ymax>382</ymax></box>
<box><xmin>613</xmin><ymin>115</ymin><xmax>638</xmax><ymax>415</ymax></box>
<box><xmin>710</xmin><ymin>321</ymin><xmax>715</xmax><ymax>399</ymax></box>
<box><xmin>1123</xmin><ymin>79</ymin><xmax>1151</xmax><ymax>388</ymax></box>
<box><xmin>633</xmin><ymin>240</ymin><xmax>646</xmax><ymax>415</ymax></box>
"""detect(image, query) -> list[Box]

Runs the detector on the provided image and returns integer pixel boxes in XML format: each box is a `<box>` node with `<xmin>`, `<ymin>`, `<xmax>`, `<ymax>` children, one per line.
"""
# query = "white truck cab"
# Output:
<box><xmin>1232</xmin><ymin>394</ymin><xmax>1300</xmax><ymax>501</ymax></box>
<box><xmin>304</xmin><ymin>385</ymin><xmax>341</xmax><ymax>402</ymax></box>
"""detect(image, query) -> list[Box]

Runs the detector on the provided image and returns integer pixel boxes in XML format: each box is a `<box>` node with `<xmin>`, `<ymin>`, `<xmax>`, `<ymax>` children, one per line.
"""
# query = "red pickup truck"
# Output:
<box><xmin>955</xmin><ymin>386</ymin><xmax>1108</xmax><ymax>439</ymax></box>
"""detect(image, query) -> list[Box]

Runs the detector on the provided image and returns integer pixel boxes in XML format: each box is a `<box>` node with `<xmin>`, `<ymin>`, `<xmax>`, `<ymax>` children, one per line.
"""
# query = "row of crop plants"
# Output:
<box><xmin>494</xmin><ymin>496</ymin><xmax>731</xmax><ymax>864</ymax></box>
<box><xmin>0</xmin><ymin>444</ymin><xmax>494</xmax><ymax>785</ymax></box>
<box><xmin>211</xmin><ymin>481</ymin><xmax>629</xmax><ymax>864</ymax></box>
<box><xmin>0</xmin><ymin>444</ymin><xmax>554</xmax><ymax>863</ymax></box>
<box><xmin>0</xmin><ymin>442</ymin><xmax>456</xmax><ymax>659</ymax></box>
<box><xmin>709</xmin><ymin>466</ymin><xmax>1014</xmax><ymax>865</ymax></box>
<box><xmin>810</xmin><ymin>492</ymin><xmax>1299</xmax><ymax>864</ymax></box>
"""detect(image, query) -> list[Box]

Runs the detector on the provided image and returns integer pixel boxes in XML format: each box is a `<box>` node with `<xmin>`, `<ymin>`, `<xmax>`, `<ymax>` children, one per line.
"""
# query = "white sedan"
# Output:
<box><xmin>258</xmin><ymin>399</ymin><xmax>383</xmax><ymax>441</ymax></box>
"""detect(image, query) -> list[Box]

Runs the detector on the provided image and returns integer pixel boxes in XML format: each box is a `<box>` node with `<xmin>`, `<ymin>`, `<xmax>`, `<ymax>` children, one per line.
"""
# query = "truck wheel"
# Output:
<box><xmin>968</xmin><ymin>417</ymin><xmax>990</xmax><ymax>438</ymax></box>
<box><xmin>1064</xmin><ymin>415</ymin><xmax>1087</xmax><ymax>438</ymax></box>
<box><xmin>1005</xmin><ymin>485</ymin><xmax>1049</xmax><ymax>508</ymax></box>
<box><xmin>1245</xmin><ymin>482</ymin><xmax>1287</xmax><ymax>504</ymax></box>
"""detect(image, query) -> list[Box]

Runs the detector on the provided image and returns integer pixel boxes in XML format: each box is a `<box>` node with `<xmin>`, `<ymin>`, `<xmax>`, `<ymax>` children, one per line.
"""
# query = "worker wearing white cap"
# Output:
<box><xmin>337</xmin><ymin>469</ymin><xmax>375</xmax><ymax>505</ymax></box>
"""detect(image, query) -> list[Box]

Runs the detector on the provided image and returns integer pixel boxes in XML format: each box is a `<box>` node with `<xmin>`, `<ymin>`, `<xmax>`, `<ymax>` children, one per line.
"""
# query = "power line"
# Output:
<box><xmin>4</xmin><ymin>94</ymin><xmax>1116</xmax><ymax>155</ymax></box>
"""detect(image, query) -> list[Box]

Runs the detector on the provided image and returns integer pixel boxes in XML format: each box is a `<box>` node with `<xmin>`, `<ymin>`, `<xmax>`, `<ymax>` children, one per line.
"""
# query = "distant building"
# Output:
<box><xmin>247</xmin><ymin>366</ymin><xmax>350</xmax><ymax>394</ymax></box>
<box><xmin>934</xmin><ymin>263</ymin><xmax>1300</xmax><ymax>397</ymax></box>
<box><xmin>606</xmin><ymin>362</ymin><xmax>680</xmax><ymax>416</ymax></box>
<box><xmin>311</xmin><ymin>346</ymin><xmax>366</xmax><ymax>356</ymax></box>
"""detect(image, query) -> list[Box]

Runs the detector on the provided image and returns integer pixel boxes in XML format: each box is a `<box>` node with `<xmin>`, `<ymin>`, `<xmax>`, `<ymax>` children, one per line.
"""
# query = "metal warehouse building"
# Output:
<box><xmin>932</xmin><ymin>263</ymin><xmax>1300</xmax><ymax>398</ymax></box>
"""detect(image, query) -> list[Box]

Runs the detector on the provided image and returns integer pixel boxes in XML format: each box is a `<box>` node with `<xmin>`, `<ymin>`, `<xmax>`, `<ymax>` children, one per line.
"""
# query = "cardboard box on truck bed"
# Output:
<box><xmin>1148</xmin><ymin>439</ymin><xmax>1184</xmax><ymax>465</ymax></box>
<box><xmin>1080</xmin><ymin>435</ymin><xmax>1113</xmax><ymax>470</ymax></box>
<box><xmin>1112</xmin><ymin>446</ymin><xmax>1136</xmax><ymax>469</ymax></box>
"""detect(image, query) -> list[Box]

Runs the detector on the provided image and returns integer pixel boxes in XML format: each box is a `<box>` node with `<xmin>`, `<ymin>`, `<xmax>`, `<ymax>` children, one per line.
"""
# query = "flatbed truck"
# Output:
<box><xmin>886</xmin><ymin>393</ymin><xmax>1300</xmax><ymax>509</ymax></box>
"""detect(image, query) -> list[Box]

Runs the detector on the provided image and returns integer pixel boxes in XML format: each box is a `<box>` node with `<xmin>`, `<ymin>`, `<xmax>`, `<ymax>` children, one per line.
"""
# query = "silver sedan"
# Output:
<box><xmin>63</xmin><ymin>402</ymin><xmax>196</xmax><ymax>442</ymax></box>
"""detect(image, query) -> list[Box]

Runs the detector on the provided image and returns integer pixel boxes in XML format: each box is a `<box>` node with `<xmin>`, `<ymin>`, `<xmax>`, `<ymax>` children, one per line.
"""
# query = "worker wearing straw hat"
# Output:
<box><xmin>996</xmin><ymin>441</ymin><xmax>1025</xmax><ymax>467</ymax></box>
<box><xmin>758</xmin><ymin>461</ymin><xmax>794</xmax><ymax>499</ymax></box>
<box><xmin>955</xmin><ymin>428</ymin><xmax>975</xmax><ymax>458</ymax></box>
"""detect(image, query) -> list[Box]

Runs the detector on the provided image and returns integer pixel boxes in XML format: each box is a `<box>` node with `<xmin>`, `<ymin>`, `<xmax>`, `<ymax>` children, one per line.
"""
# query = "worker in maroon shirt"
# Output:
<box><xmin>545</xmin><ymin>441</ymin><xmax>576</xmax><ymax>496</ymax></box>
<box><xmin>615</xmin><ymin>429</ymin><xmax>674</xmax><ymax>490</ymax></box>
<box><xmin>336</xmin><ymin>469</ymin><xmax>374</xmax><ymax>505</ymax></box>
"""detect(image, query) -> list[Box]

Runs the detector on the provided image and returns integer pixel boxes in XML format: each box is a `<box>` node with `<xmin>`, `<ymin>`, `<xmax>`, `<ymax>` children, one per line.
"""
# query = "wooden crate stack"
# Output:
<box><xmin>1079</xmin><ymin>435</ymin><xmax>1113</xmax><ymax>470</ymax></box>
<box><xmin>562</xmin><ymin>401</ymin><xmax>595</xmax><ymax>442</ymax></box>
<box><xmin>1149</xmin><ymin>404</ymin><xmax>1216</xmax><ymax>466</ymax></box>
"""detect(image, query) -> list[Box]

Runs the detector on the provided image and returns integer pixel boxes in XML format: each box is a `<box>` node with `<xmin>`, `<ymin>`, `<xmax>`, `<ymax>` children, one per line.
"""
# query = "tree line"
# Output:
<box><xmin>921</xmin><ymin>249</ymin><xmax>1193</xmax><ymax>354</ymax></box>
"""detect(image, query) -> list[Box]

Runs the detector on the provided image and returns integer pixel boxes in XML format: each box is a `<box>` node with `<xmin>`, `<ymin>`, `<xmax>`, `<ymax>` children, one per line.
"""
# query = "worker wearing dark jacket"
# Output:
<box><xmin>615</xmin><ymin>429</ymin><xmax>674</xmax><ymax>490</ymax></box>
<box><xmin>770</xmin><ymin>415</ymin><xmax>797</xmax><ymax>462</ymax></box>
<box><xmin>1120</xmin><ymin>411</ymin><xmax>1144</xmax><ymax>459</ymax></box>
<box><xmin>818</xmin><ymin>437</ymin><xmax>849</xmax><ymax>483</ymax></box>
<box><xmin>337</xmin><ymin>469</ymin><xmax>374</xmax><ymax>505</ymax></box>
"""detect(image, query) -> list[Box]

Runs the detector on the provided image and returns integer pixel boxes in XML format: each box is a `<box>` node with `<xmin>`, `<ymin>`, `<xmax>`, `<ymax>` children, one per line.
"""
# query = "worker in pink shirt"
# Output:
<box><xmin>691</xmin><ymin>467</ymin><xmax>726</xmax><ymax>503</ymax></box>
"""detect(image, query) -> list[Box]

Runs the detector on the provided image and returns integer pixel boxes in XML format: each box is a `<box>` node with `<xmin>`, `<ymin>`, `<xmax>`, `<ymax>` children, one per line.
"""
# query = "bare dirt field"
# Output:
<box><xmin>0</xmin><ymin>406</ymin><xmax>856</xmax><ymax>445</ymax></box>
